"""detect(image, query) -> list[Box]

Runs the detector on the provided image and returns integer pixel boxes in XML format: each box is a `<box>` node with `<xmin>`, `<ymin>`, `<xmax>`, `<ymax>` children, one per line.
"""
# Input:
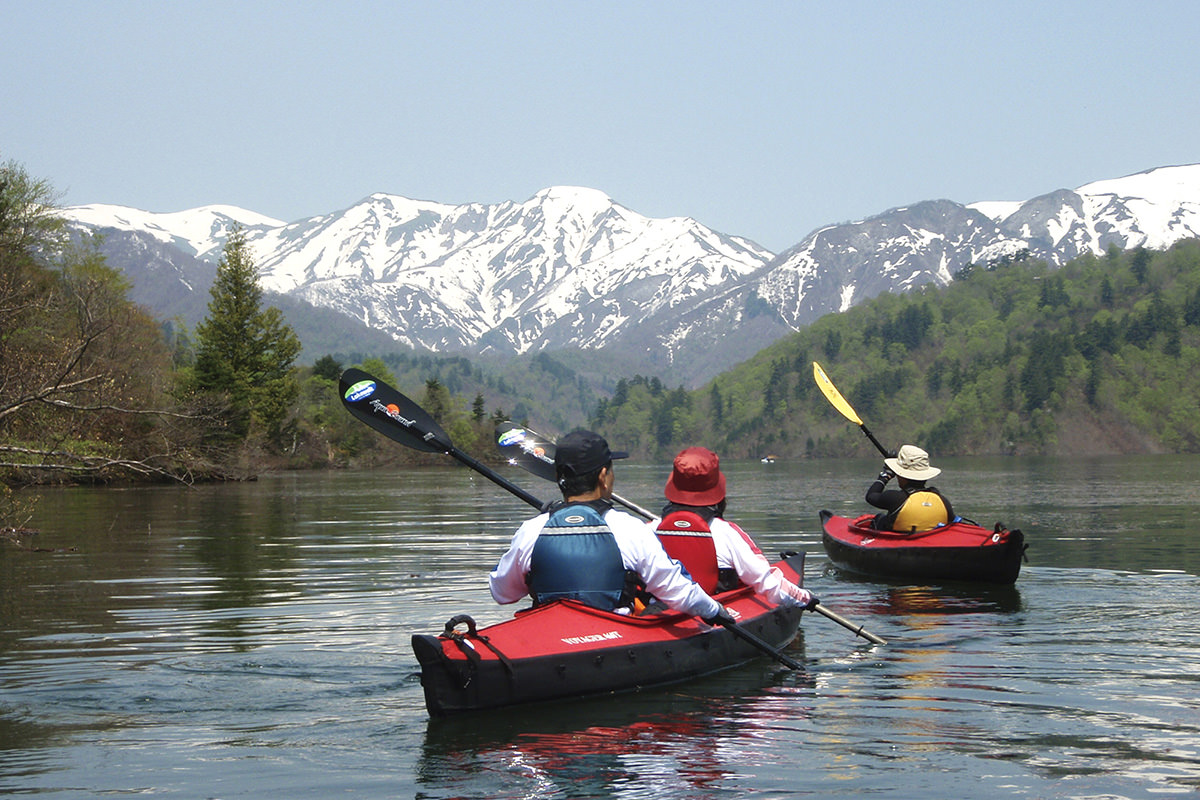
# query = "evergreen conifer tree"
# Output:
<box><xmin>191</xmin><ymin>226</ymin><xmax>300</xmax><ymax>443</ymax></box>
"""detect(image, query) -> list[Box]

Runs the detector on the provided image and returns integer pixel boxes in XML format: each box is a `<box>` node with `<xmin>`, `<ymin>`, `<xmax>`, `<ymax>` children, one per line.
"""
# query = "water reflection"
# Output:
<box><xmin>417</xmin><ymin>652</ymin><xmax>816</xmax><ymax>799</ymax></box>
<box><xmin>874</xmin><ymin>584</ymin><xmax>1022</xmax><ymax>615</ymax></box>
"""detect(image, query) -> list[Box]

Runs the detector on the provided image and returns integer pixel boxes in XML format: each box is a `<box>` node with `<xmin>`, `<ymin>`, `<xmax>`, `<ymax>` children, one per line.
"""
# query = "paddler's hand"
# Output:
<box><xmin>790</xmin><ymin>587</ymin><xmax>819</xmax><ymax>609</ymax></box>
<box><xmin>703</xmin><ymin>605</ymin><xmax>737</xmax><ymax>627</ymax></box>
<box><xmin>876</xmin><ymin>469</ymin><xmax>895</xmax><ymax>484</ymax></box>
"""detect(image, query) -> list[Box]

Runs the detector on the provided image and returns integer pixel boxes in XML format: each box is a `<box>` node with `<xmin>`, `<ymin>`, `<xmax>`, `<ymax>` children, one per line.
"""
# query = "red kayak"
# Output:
<box><xmin>411</xmin><ymin>553</ymin><xmax>807</xmax><ymax>716</ymax></box>
<box><xmin>820</xmin><ymin>510</ymin><xmax>1026</xmax><ymax>585</ymax></box>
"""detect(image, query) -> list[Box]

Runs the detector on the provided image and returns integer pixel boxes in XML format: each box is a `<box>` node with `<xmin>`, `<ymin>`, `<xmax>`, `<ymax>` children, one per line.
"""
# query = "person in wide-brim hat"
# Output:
<box><xmin>884</xmin><ymin>444</ymin><xmax>942</xmax><ymax>480</ymax></box>
<box><xmin>867</xmin><ymin>444</ymin><xmax>954</xmax><ymax>532</ymax></box>
<box><xmin>664</xmin><ymin>446</ymin><xmax>726</xmax><ymax>506</ymax></box>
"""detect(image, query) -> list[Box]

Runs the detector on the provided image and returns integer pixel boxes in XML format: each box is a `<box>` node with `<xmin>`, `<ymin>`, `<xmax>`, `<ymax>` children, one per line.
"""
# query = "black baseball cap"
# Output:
<box><xmin>554</xmin><ymin>430</ymin><xmax>629</xmax><ymax>476</ymax></box>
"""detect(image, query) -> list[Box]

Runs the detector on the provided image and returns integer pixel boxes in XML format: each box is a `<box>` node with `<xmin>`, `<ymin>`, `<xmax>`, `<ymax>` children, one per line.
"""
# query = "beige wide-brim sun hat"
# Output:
<box><xmin>885</xmin><ymin>444</ymin><xmax>941</xmax><ymax>480</ymax></box>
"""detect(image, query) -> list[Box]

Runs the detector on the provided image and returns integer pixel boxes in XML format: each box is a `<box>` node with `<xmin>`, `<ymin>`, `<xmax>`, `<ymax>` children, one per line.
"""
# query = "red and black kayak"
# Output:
<box><xmin>820</xmin><ymin>510</ymin><xmax>1027</xmax><ymax>585</ymax></box>
<box><xmin>411</xmin><ymin>553</ymin><xmax>807</xmax><ymax>716</ymax></box>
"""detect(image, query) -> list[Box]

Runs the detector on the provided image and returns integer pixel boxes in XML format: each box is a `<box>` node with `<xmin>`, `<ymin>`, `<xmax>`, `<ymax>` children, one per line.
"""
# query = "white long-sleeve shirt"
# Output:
<box><xmin>489</xmin><ymin>505</ymin><xmax>722</xmax><ymax>619</ymax></box>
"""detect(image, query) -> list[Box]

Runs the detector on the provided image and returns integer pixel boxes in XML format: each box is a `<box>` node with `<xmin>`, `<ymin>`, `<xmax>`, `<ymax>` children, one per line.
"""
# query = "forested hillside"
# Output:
<box><xmin>592</xmin><ymin>240</ymin><xmax>1200</xmax><ymax>460</ymax></box>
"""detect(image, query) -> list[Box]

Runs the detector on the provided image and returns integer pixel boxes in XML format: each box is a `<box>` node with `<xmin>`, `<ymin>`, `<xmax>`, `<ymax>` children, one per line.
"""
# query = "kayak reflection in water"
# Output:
<box><xmin>865</xmin><ymin>444</ymin><xmax>955</xmax><ymax>532</ymax></box>
<box><xmin>654</xmin><ymin>446</ymin><xmax>817</xmax><ymax>609</ymax></box>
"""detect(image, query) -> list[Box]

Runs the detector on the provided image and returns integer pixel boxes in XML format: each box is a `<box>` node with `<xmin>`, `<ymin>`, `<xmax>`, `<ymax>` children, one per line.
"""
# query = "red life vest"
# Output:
<box><xmin>655</xmin><ymin>510</ymin><xmax>720</xmax><ymax>594</ymax></box>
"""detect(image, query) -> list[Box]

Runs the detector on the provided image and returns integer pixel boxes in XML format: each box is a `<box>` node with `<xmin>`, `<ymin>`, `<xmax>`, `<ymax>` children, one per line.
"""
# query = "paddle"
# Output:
<box><xmin>494</xmin><ymin>421</ymin><xmax>656</xmax><ymax>519</ymax></box>
<box><xmin>812</xmin><ymin>361</ymin><xmax>890</xmax><ymax>457</ymax></box>
<box><xmin>495</xmin><ymin>421</ymin><xmax>887</xmax><ymax>646</ymax></box>
<box><xmin>340</xmin><ymin>370</ymin><xmax>811</xmax><ymax>667</ymax></box>
<box><xmin>339</xmin><ymin>368</ymin><xmax>544</xmax><ymax>509</ymax></box>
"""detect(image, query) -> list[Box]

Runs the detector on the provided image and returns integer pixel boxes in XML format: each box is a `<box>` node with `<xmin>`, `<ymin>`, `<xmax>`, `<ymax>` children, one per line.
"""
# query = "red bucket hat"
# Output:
<box><xmin>664</xmin><ymin>447</ymin><xmax>726</xmax><ymax>506</ymax></box>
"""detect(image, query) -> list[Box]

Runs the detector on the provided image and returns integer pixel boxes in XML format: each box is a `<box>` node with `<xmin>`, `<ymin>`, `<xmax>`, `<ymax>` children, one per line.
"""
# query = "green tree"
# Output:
<box><xmin>190</xmin><ymin>226</ymin><xmax>300</xmax><ymax>443</ymax></box>
<box><xmin>1130</xmin><ymin>247</ymin><xmax>1151</xmax><ymax>284</ymax></box>
<box><xmin>358</xmin><ymin>357</ymin><xmax>396</xmax><ymax>386</ymax></box>
<box><xmin>1099</xmin><ymin>275</ymin><xmax>1114</xmax><ymax>306</ymax></box>
<box><xmin>311</xmin><ymin>354</ymin><xmax>342</xmax><ymax>382</ymax></box>
<box><xmin>1</xmin><ymin>158</ymin><xmax>196</xmax><ymax>487</ymax></box>
<box><xmin>422</xmin><ymin>378</ymin><xmax>451</xmax><ymax>424</ymax></box>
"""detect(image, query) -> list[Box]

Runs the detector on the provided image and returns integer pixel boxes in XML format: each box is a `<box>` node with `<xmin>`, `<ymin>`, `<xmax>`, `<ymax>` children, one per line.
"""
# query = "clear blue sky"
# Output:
<box><xmin>4</xmin><ymin>1</ymin><xmax>1198</xmax><ymax>252</ymax></box>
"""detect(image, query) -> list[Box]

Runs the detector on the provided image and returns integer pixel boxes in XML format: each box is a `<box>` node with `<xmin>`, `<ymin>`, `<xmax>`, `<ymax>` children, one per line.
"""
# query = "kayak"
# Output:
<box><xmin>820</xmin><ymin>510</ymin><xmax>1027</xmax><ymax>584</ymax></box>
<box><xmin>411</xmin><ymin>553</ymin><xmax>807</xmax><ymax>716</ymax></box>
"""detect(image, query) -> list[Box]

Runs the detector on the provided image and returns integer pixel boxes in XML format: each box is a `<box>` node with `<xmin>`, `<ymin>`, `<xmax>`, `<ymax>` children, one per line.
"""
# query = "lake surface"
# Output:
<box><xmin>2</xmin><ymin>455</ymin><xmax>1199</xmax><ymax>798</ymax></box>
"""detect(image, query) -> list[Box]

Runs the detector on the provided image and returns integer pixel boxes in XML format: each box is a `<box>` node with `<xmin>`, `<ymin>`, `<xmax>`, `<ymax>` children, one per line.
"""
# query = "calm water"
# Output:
<box><xmin>2</xmin><ymin>455</ymin><xmax>1199</xmax><ymax>798</ymax></box>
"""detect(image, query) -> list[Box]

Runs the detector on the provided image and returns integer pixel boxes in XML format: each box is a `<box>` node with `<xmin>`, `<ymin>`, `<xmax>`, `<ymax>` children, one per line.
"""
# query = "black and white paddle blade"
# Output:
<box><xmin>339</xmin><ymin>368</ymin><xmax>452</xmax><ymax>454</ymax></box>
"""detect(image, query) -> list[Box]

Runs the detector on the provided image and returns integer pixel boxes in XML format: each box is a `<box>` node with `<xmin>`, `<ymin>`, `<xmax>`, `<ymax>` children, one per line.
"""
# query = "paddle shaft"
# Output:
<box><xmin>444</xmin><ymin>444</ymin><xmax>545</xmax><ymax>510</ymax></box>
<box><xmin>718</xmin><ymin>618</ymin><xmax>803</xmax><ymax>669</ymax></box>
<box><xmin>811</xmin><ymin>603</ymin><xmax>887</xmax><ymax>645</ymax></box>
<box><xmin>857</xmin><ymin>422</ymin><xmax>889</xmax><ymax>458</ymax></box>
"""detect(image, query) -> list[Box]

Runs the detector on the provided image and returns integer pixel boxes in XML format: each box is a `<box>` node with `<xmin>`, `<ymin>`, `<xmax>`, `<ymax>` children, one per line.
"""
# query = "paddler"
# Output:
<box><xmin>866</xmin><ymin>444</ymin><xmax>955</xmax><ymax>532</ymax></box>
<box><xmin>653</xmin><ymin>447</ymin><xmax>818</xmax><ymax>608</ymax></box>
<box><xmin>489</xmin><ymin>430</ymin><xmax>735</xmax><ymax>625</ymax></box>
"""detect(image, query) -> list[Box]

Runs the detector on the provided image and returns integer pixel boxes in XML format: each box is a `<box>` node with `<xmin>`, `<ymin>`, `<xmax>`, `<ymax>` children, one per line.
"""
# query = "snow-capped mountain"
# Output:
<box><xmin>755</xmin><ymin>164</ymin><xmax>1200</xmax><ymax>329</ymax></box>
<box><xmin>64</xmin><ymin>164</ymin><xmax>1200</xmax><ymax>385</ymax></box>
<box><xmin>68</xmin><ymin>187</ymin><xmax>772</xmax><ymax>368</ymax></box>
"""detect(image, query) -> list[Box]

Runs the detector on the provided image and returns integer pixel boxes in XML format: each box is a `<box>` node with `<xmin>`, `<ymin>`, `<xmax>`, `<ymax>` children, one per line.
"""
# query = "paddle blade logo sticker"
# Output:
<box><xmin>344</xmin><ymin>380</ymin><xmax>376</xmax><ymax>403</ymax></box>
<box><xmin>497</xmin><ymin>428</ymin><xmax>527</xmax><ymax>447</ymax></box>
<box><xmin>370</xmin><ymin>399</ymin><xmax>415</xmax><ymax>426</ymax></box>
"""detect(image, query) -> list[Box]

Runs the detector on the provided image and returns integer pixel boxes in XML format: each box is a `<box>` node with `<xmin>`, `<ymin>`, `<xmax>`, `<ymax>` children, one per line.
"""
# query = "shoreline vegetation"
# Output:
<box><xmin>5</xmin><ymin>157</ymin><xmax>1200</xmax><ymax>532</ymax></box>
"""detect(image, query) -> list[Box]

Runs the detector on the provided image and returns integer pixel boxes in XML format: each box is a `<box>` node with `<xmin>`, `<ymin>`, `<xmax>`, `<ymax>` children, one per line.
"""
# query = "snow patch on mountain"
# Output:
<box><xmin>66</xmin><ymin>203</ymin><xmax>284</xmax><ymax>261</ymax></box>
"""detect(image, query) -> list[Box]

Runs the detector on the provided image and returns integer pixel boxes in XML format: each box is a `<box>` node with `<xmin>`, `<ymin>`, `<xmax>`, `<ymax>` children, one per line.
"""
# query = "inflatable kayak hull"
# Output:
<box><xmin>820</xmin><ymin>510</ymin><xmax>1026</xmax><ymax>584</ymax></box>
<box><xmin>412</xmin><ymin>553</ymin><xmax>807</xmax><ymax>716</ymax></box>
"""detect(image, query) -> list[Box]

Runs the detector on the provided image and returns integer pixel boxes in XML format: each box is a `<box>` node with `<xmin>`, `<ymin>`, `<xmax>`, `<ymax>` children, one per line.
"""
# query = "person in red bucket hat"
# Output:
<box><xmin>652</xmin><ymin>447</ymin><xmax>817</xmax><ymax>609</ymax></box>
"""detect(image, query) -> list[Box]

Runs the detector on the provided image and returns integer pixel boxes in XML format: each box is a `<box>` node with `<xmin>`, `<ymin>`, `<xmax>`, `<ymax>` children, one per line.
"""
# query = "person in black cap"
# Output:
<box><xmin>489</xmin><ymin>430</ymin><xmax>733</xmax><ymax>624</ymax></box>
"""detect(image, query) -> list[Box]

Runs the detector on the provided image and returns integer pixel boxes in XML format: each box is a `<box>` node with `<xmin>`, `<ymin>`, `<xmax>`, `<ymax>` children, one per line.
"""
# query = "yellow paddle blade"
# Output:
<box><xmin>812</xmin><ymin>362</ymin><xmax>863</xmax><ymax>425</ymax></box>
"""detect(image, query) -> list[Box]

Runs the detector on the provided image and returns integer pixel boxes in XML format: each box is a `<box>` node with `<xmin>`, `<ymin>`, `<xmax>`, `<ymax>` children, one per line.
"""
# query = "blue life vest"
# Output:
<box><xmin>528</xmin><ymin>504</ymin><xmax>627</xmax><ymax>610</ymax></box>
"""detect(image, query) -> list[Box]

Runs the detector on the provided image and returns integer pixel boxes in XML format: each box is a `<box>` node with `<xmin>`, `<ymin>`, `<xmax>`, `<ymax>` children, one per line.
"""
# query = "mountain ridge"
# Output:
<box><xmin>65</xmin><ymin>164</ymin><xmax>1200</xmax><ymax>386</ymax></box>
